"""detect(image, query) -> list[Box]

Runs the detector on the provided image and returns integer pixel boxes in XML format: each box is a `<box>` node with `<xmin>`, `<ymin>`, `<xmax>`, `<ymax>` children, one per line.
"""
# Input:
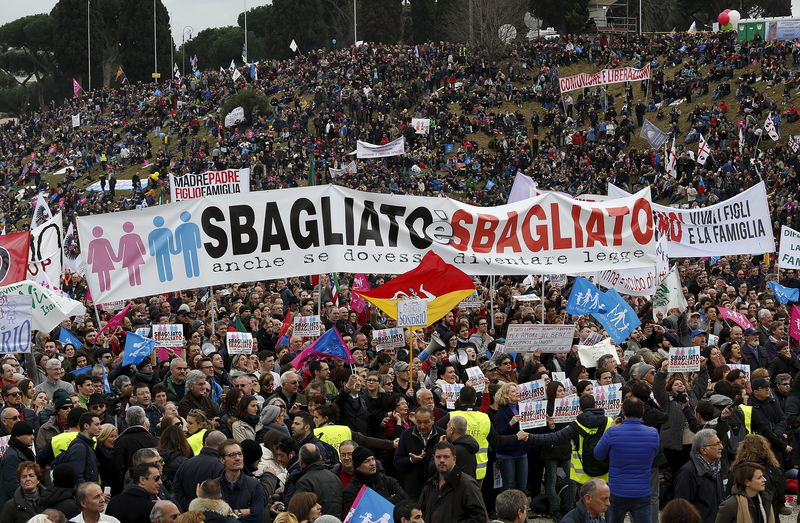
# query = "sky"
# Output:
<box><xmin>4</xmin><ymin>0</ymin><xmax>800</xmax><ymax>43</ymax></box>
<box><xmin>0</xmin><ymin>0</ymin><xmax>273</xmax><ymax>49</ymax></box>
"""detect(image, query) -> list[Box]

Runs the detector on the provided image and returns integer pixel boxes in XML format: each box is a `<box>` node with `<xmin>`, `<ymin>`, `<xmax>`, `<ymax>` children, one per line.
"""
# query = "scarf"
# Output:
<box><xmin>9</xmin><ymin>437</ymin><xmax>35</xmax><ymax>462</ymax></box>
<box><xmin>22</xmin><ymin>487</ymin><xmax>40</xmax><ymax>507</ymax></box>
<box><xmin>245</xmin><ymin>414</ymin><xmax>260</xmax><ymax>428</ymax></box>
<box><xmin>734</xmin><ymin>493</ymin><xmax>775</xmax><ymax>523</ymax></box>
<box><xmin>692</xmin><ymin>450</ymin><xmax>721</xmax><ymax>479</ymax></box>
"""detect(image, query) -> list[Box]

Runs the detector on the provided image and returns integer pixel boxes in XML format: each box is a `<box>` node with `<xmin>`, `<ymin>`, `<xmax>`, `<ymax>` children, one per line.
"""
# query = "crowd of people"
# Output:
<box><xmin>1</xmin><ymin>25</ymin><xmax>800</xmax><ymax>523</ymax></box>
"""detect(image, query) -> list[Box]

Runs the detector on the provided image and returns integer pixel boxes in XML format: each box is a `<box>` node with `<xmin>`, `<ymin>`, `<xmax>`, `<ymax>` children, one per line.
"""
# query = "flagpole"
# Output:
<box><xmin>409</xmin><ymin>328</ymin><xmax>414</xmax><ymax>388</ymax></box>
<box><xmin>541</xmin><ymin>276</ymin><xmax>546</xmax><ymax>323</ymax></box>
<box><xmin>209</xmin><ymin>286</ymin><xmax>215</xmax><ymax>326</ymax></box>
<box><xmin>318</xmin><ymin>275</ymin><xmax>323</xmax><ymax>317</ymax></box>
<box><xmin>93</xmin><ymin>306</ymin><xmax>108</xmax><ymax>348</ymax></box>
<box><xmin>489</xmin><ymin>275</ymin><xmax>494</xmax><ymax>334</ymax></box>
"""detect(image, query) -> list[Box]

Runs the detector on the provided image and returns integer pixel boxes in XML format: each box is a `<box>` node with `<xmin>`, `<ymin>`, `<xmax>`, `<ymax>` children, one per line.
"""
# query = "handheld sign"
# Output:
<box><xmin>518</xmin><ymin>379</ymin><xmax>547</xmax><ymax>402</ymax></box>
<box><xmin>372</xmin><ymin>328</ymin><xmax>406</xmax><ymax>351</ymax></box>
<box><xmin>519</xmin><ymin>400</ymin><xmax>547</xmax><ymax>429</ymax></box>
<box><xmin>227</xmin><ymin>332</ymin><xmax>255</xmax><ymax>355</ymax></box>
<box><xmin>293</xmin><ymin>315</ymin><xmax>321</xmax><ymax>337</ymax></box>
<box><xmin>397</xmin><ymin>299</ymin><xmax>427</xmax><ymax>327</ymax></box>
<box><xmin>151</xmin><ymin>324</ymin><xmax>184</xmax><ymax>360</ymax></box>
<box><xmin>668</xmin><ymin>346</ymin><xmax>701</xmax><ymax>373</ymax></box>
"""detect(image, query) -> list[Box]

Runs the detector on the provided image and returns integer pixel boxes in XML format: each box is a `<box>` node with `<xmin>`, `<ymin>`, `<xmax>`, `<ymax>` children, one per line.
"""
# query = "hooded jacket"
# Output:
<box><xmin>39</xmin><ymin>484</ymin><xmax>81</xmax><ymax>519</ymax></box>
<box><xmin>341</xmin><ymin>469</ymin><xmax>407</xmax><ymax>518</ymax></box>
<box><xmin>451</xmin><ymin>434</ymin><xmax>479</xmax><ymax>479</ymax></box>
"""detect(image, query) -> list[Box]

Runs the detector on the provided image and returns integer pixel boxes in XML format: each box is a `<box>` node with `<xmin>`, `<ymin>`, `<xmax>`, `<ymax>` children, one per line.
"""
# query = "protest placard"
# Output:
<box><xmin>519</xmin><ymin>400</ymin><xmax>547</xmax><ymax>429</ymax></box>
<box><xmin>442</xmin><ymin>383</ymin><xmax>463</xmax><ymax>409</ymax></box>
<box><xmin>458</xmin><ymin>292</ymin><xmax>482</xmax><ymax>309</ymax></box>
<box><xmin>227</xmin><ymin>332</ymin><xmax>255</xmax><ymax>355</ymax></box>
<box><xmin>0</xmin><ymin>295</ymin><xmax>32</xmax><ymax>354</ymax></box>
<box><xmin>293</xmin><ymin>315</ymin><xmax>321</xmax><ymax>337</ymax></box>
<box><xmin>728</xmin><ymin>363</ymin><xmax>751</xmax><ymax>382</ymax></box>
<box><xmin>152</xmin><ymin>324</ymin><xmax>184</xmax><ymax>360</ymax></box>
<box><xmin>562</xmin><ymin>378</ymin><xmax>576</xmax><ymax>395</ymax></box>
<box><xmin>594</xmin><ymin>383</ymin><xmax>622</xmax><ymax>417</ymax></box>
<box><xmin>578</xmin><ymin>338</ymin><xmax>620</xmax><ymax>368</ymax></box>
<box><xmin>668</xmin><ymin>346</ymin><xmax>701</xmax><ymax>373</ymax></box>
<box><xmin>504</xmin><ymin>324</ymin><xmax>575</xmax><ymax>353</ymax></box>
<box><xmin>552</xmin><ymin>395</ymin><xmax>581</xmax><ymax>423</ymax></box>
<box><xmin>372</xmin><ymin>328</ymin><xmax>406</xmax><ymax>350</ymax></box>
<box><xmin>518</xmin><ymin>379</ymin><xmax>547</xmax><ymax>402</ymax></box>
<box><xmin>397</xmin><ymin>299</ymin><xmax>427</xmax><ymax>327</ymax></box>
<box><xmin>466</xmin><ymin>366</ymin><xmax>487</xmax><ymax>392</ymax></box>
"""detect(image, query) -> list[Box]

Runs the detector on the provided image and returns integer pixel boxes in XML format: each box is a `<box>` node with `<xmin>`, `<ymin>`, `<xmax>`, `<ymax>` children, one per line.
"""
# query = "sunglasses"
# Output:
<box><xmin>59</xmin><ymin>405</ymin><xmax>74</xmax><ymax>410</ymax></box>
<box><xmin>4</xmin><ymin>391</ymin><xmax>21</xmax><ymax>397</ymax></box>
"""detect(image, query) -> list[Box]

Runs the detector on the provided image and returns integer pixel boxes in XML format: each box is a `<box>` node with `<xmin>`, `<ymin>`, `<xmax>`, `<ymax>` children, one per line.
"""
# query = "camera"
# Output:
<box><xmin>101</xmin><ymin>391</ymin><xmax>124</xmax><ymax>415</ymax></box>
<box><xmin>674</xmin><ymin>391</ymin><xmax>687</xmax><ymax>404</ymax></box>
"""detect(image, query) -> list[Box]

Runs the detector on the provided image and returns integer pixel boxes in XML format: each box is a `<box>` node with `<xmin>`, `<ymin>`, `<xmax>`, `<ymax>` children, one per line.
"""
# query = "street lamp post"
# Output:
<box><xmin>153</xmin><ymin>0</ymin><xmax>158</xmax><ymax>80</ymax></box>
<box><xmin>353</xmin><ymin>0</ymin><xmax>357</xmax><ymax>45</ymax></box>
<box><xmin>87</xmin><ymin>0</ymin><xmax>91</xmax><ymax>91</ymax></box>
<box><xmin>243</xmin><ymin>0</ymin><xmax>248</xmax><ymax>62</ymax></box>
<box><xmin>182</xmin><ymin>26</ymin><xmax>193</xmax><ymax>76</ymax></box>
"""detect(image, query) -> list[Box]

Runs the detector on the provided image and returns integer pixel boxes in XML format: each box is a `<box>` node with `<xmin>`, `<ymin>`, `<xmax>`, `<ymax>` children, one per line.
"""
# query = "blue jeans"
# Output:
<box><xmin>608</xmin><ymin>495</ymin><xmax>651</xmax><ymax>523</ymax></box>
<box><xmin>544</xmin><ymin>458</ymin><xmax>574</xmax><ymax>515</ymax></box>
<box><xmin>496</xmin><ymin>455</ymin><xmax>528</xmax><ymax>492</ymax></box>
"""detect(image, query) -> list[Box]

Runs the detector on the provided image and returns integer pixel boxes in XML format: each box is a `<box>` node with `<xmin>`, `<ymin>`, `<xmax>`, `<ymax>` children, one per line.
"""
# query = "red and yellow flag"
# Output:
<box><xmin>355</xmin><ymin>251</ymin><xmax>474</xmax><ymax>327</ymax></box>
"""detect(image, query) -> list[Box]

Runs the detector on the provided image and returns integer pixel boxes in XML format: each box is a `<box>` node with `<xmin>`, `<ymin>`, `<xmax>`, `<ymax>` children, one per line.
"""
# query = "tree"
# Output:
<box><xmin>357</xmin><ymin>0</ymin><xmax>403</xmax><ymax>43</ymax></box>
<box><xmin>117</xmin><ymin>0</ymin><xmax>173</xmax><ymax>83</ymax></box>
<box><xmin>439</xmin><ymin>0</ymin><xmax>528</xmax><ymax>57</ymax></box>
<box><xmin>221</xmin><ymin>87</ymin><xmax>271</xmax><ymax>123</ymax></box>
<box><xmin>410</xmin><ymin>0</ymin><xmax>437</xmax><ymax>43</ymax></box>
<box><xmin>186</xmin><ymin>27</ymin><xmax>246</xmax><ymax>70</ymax></box>
<box><xmin>530</xmin><ymin>0</ymin><xmax>589</xmax><ymax>35</ymax></box>
<box><xmin>258</xmin><ymin>0</ymin><xmax>330</xmax><ymax>59</ymax></box>
<box><xmin>0</xmin><ymin>14</ymin><xmax>57</xmax><ymax>106</ymax></box>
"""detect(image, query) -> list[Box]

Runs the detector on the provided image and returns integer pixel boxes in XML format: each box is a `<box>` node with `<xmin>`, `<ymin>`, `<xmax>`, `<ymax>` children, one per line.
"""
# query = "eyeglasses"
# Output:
<box><xmin>366</xmin><ymin>378</ymin><xmax>379</xmax><ymax>383</ymax></box>
<box><xmin>703</xmin><ymin>441</ymin><xmax>723</xmax><ymax>448</ymax></box>
<box><xmin>148</xmin><ymin>475</ymin><xmax>162</xmax><ymax>482</ymax></box>
<box><xmin>224</xmin><ymin>452</ymin><xmax>243</xmax><ymax>458</ymax></box>
<box><xmin>200</xmin><ymin>365</ymin><xmax>213</xmax><ymax>370</ymax></box>
<box><xmin>4</xmin><ymin>391</ymin><xmax>21</xmax><ymax>397</ymax></box>
<box><xmin>779</xmin><ymin>383</ymin><xmax>791</xmax><ymax>386</ymax></box>
<box><xmin>59</xmin><ymin>405</ymin><xmax>73</xmax><ymax>410</ymax></box>
<box><xmin>3</xmin><ymin>415</ymin><xmax>19</xmax><ymax>421</ymax></box>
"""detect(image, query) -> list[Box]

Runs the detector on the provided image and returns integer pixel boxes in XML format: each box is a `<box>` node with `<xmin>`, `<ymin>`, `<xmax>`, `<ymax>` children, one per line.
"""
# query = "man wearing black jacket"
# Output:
<box><xmin>57</xmin><ymin>413</ymin><xmax>101</xmax><ymax>484</ymax></box>
<box><xmin>172</xmin><ymin>430</ymin><xmax>227</xmax><ymax>511</ymax></box>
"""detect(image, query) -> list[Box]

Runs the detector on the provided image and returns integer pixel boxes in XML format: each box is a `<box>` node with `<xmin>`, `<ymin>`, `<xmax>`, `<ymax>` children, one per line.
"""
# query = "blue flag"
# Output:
<box><xmin>290</xmin><ymin>327</ymin><xmax>353</xmax><ymax>369</ymax></box>
<box><xmin>58</xmin><ymin>328</ymin><xmax>83</xmax><ymax>349</ymax></box>
<box><xmin>592</xmin><ymin>289</ymin><xmax>641</xmax><ymax>344</ymax></box>
<box><xmin>193</xmin><ymin>69</ymin><xmax>201</xmax><ymax>78</ymax></box>
<box><xmin>250</xmin><ymin>63</ymin><xmax>256</xmax><ymax>79</ymax></box>
<box><xmin>122</xmin><ymin>331</ymin><xmax>157</xmax><ymax>366</ymax></box>
<box><xmin>101</xmin><ymin>362</ymin><xmax>111</xmax><ymax>393</ymax></box>
<box><xmin>71</xmin><ymin>365</ymin><xmax>92</xmax><ymax>376</ymax></box>
<box><xmin>485</xmin><ymin>180</ymin><xmax>495</xmax><ymax>190</ymax></box>
<box><xmin>343</xmin><ymin>485</ymin><xmax>395</xmax><ymax>523</ymax></box>
<box><xmin>566</xmin><ymin>277</ymin><xmax>608</xmax><ymax>315</ymax></box>
<box><xmin>769</xmin><ymin>281</ymin><xmax>799</xmax><ymax>304</ymax></box>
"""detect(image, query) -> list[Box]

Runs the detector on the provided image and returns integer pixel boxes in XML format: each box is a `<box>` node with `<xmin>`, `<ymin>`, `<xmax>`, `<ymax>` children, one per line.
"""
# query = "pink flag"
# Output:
<box><xmin>718</xmin><ymin>306</ymin><xmax>754</xmax><ymax>330</ymax></box>
<box><xmin>94</xmin><ymin>303</ymin><xmax>132</xmax><ymax>341</ymax></box>
<box><xmin>791</xmin><ymin>305</ymin><xmax>800</xmax><ymax>341</ymax></box>
<box><xmin>349</xmin><ymin>273</ymin><xmax>370</xmax><ymax>313</ymax></box>
<box><xmin>72</xmin><ymin>78</ymin><xmax>82</xmax><ymax>97</ymax></box>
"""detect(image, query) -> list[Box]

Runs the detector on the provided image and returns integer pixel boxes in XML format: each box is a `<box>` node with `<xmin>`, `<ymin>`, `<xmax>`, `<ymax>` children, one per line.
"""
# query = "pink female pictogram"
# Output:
<box><xmin>117</xmin><ymin>221</ymin><xmax>146</xmax><ymax>286</ymax></box>
<box><xmin>86</xmin><ymin>226</ymin><xmax>116</xmax><ymax>292</ymax></box>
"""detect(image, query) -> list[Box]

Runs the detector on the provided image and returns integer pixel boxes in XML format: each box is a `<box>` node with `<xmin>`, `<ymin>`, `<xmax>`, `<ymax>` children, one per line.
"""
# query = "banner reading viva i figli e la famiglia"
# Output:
<box><xmin>76</xmin><ymin>184</ymin><xmax>657</xmax><ymax>303</ymax></box>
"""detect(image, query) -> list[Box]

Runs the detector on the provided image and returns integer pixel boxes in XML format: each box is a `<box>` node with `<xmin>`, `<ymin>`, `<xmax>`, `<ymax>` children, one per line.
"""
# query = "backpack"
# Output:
<box><xmin>576</xmin><ymin>419</ymin><xmax>610</xmax><ymax>478</ymax></box>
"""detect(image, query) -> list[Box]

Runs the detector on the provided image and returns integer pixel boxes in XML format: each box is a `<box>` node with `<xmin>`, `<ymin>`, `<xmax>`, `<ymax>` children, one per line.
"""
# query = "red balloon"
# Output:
<box><xmin>723</xmin><ymin>8</ymin><xmax>731</xmax><ymax>13</ymax></box>
<box><xmin>718</xmin><ymin>12</ymin><xmax>730</xmax><ymax>25</ymax></box>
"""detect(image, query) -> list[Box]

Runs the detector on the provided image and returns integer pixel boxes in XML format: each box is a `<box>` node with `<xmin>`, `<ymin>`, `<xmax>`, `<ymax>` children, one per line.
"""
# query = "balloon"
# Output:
<box><xmin>728</xmin><ymin>10</ymin><xmax>740</xmax><ymax>26</ymax></box>
<box><xmin>723</xmin><ymin>8</ymin><xmax>730</xmax><ymax>13</ymax></box>
<box><xmin>332</xmin><ymin>39</ymin><xmax>337</xmax><ymax>44</ymax></box>
<box><xmin>718</xmin><ymin>12</ymin><xmax>730</xmax><ymax>25</ymax></box>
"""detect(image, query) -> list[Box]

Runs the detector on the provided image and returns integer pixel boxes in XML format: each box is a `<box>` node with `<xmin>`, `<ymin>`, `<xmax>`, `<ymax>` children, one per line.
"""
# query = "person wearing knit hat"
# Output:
<box><xmin>342</xmin><ymin>446</ymin><xmax>407</xmax><ymax>517</ymax></box>
<box><xmin>34</xmin><ymin>393</ymin><xmax>75</xmax><ymax>454</ymax></box>
<box><xmin>240</xmin><ymin>439</ymin><xmax>263</xmax><ymax>476</ymax></box>
<box><xmin>260</xmin><ymin>405</ymin><xmax>290</xmax><ymax>438</ymax></box>
<box><xmin>0</xmin><ymin>421</ymin><xmax>36</xmax><ymax>505</ymax></box>
<box><xmin>630</xmin><ymin>362</ymin><xmax>655</xmax><ymax>385</ymax></box>
<box><xmin>42</xmin><ymin>464</ymin><xmax>81</xmax><ymax>519</ymax></box>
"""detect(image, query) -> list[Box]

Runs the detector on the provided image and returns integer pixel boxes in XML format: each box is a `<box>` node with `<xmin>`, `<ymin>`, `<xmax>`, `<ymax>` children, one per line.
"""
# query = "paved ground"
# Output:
<box><xmin>526</xmin><ymin>501</ymin><xmax>800</xmax><ymax>521</ymax></box>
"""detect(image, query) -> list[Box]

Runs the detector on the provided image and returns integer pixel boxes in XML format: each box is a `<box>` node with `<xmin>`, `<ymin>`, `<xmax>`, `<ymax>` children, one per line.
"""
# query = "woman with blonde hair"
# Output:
<box><xmin>95</xmin><ymin>423</ymin><xmax>117</xmax><ymax>490</ymax></box>
<box><xmin>728</xmin><ymin>434</ymin><xmax>785</xmax><ymax>517</ymax></box>
<box><xmin>492</xmin><ymin>382</ymin><xmax>528</xmax><ymax>492</ymax></box>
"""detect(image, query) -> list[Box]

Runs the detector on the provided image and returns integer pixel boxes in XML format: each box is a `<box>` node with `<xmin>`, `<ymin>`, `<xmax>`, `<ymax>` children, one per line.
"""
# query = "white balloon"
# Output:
<box><xmin>728</xmin><ymin>10</ymin><xmax>741</xmax><ymax>27</ymax></box>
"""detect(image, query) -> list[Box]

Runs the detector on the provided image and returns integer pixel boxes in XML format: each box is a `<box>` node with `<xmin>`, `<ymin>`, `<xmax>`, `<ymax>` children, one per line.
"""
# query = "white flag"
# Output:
<box><xmin>790</xmin><ymin>136</ymin><xmax>800</xmax><ymax>153</ymax></box>
<box><xmin>688</xmin><ymin>21</ymin><xmax>697</xmax><ymax>33</ymax></box>
<box><xmin>289</xmin><ymin>39</ymin><xmax>299</xmax><ymax>52</ymax></box>
<box><xmin>739</xmin><ymin>128</ymin><xmax>744</xmax><ymax>155</ymax></box>
<box><xmin>696</xmin><ymin>134</ymin><xmax>710</xmax><ymax>165</ymax></box>
<box><xmin>173</xmin><ymin>63</ymin><xmax>180</xmax><ymax>79</ymax></box>
<box><xmin>33</xmin><ymin>194</ymin><xmax>54</xmax><ymax>228</ymax></box>
<box><xmin>229</xmin><ymin>59</ymin><xmax>236</xmax><ymax>72</ymax></box>
<box><xmin>232</xmin><ymin>68</ymin><xmax>242</xmax><ymax>82</ymax></box>
<box><xmin>764</xmin><ymin>113</ymin><xmax>780</xmax><ymax>141</ymax></box>
<box><xmin>224</xmin><ymin>106</ymin><xmax>245</xmax><ymax>127</ymax></box>
<box><xmin>652</xmin><ymin>265</ymin><xmax>688</xmax><ymax>320</ymax></box>
<box><xmin>63</xmin><ymin>221</ymin><xmax>84</xmax><ymax>275</ymax></box>
<box><xmin>666</xmin><ymin>136</ymin><xmax>677</xmax><ymax>177</ymax></box>
<box><xmin>219</xmin><ymin>66</ymin><xmax>225</xmax><ymax>75</ymax></box>
<box><xmin>71</xmin><ymin>114</ymin><xmax>81</xmax><ymax>128</ymax></box>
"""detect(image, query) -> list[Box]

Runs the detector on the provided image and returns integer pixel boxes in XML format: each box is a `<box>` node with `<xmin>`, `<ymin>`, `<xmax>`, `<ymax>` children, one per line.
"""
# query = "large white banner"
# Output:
<box><xmin>170</xmin><ymin>169</ymin><xmax>250</xmax><ymax>201</ymax></box>
<box><xmin>559</xmin><ymin>64</ymin><xmax>650</xmax><ymax>93</ymax></box>
<box><xmin>224</xmin><ymin>107</ymin><xmax>245</xmax><ymax>127</ymax></box>
<box><xmin>596</xmin><ymin>234</ymin><xmax>668</xmax><ymax>296</ymax></box>
<box><xmin>0</xmin><ymin>295</ymin><xmax>32</xmax><ymax>353</ymax></box>
<box><xmin>76</xmin><ymin>185</ymin><xmax>657</xmax><ymax>303</ymax></box>
<box><xmin>28</xmin><ymin>212</ymin><xmax>63</xmax><ymax>286</ymax></box>
<box><xmin>609</xmin><ymin>182</ymin><xmax>773</xmax><ymax>257</ymax></box>
<box><xmin>355</xmin><ymin>137</ymin><xmax>405</xmax><ymax>158</ymax></box>
<box><xmin>779</xmin><ymin>225</ymin><xmax>800</xmax><ymax>269</ymax></box>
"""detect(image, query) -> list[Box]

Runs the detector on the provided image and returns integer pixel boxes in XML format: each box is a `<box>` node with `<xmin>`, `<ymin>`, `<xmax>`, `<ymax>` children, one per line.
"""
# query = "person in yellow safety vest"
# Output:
<box><xmin>35</xmin><ymin>405</ymin><xmax>87</xmax><ymax>469</ymax></box>
<box><xmin>312</xmin><ymin>404</ymin><xmax>397</xmax><ymax>457</ymax></box>
<box><xmin>526</xmin><ymin>395</ymin><xmax>613</xmax><ymax>493</ymax></box>
<box><xmin>435</xmin><ymin>385</ymin><xmax>529</xmax><ymax>486</ymax></box>
<box><xmin>186</xmin><ymin>410</ymin><xmax>210</xmax><ymax>456</ymax></box>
